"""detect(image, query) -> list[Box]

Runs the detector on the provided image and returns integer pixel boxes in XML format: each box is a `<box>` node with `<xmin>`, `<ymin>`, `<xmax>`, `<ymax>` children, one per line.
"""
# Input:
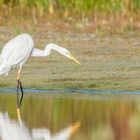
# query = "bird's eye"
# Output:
<box><xmin>66</xmin><ymin>52</ymin><xmax>69</xmax><ymax>55</ymax></box>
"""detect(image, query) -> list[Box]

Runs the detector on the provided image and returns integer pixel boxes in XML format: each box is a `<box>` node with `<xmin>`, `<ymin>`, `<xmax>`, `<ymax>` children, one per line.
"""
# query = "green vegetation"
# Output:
<box><xmin>0</xmin><ymin>0</ymin><xmax>140</xmax><ymax>13</ymax></box>
<box><xmin>0</xmin><ymin>0</ymin><xmax>140</xmax><ymax>20</ymax></box>
<box><xmin>0</xmin><ymin>0</ymin><xmax>140</xmax><ymax>33</ymax></box>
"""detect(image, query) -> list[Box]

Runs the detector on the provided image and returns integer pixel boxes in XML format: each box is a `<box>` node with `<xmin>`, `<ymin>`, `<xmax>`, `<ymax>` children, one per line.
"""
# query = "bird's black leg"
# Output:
<box><xmin>19</xmin><ymin>80</ymin><xmax>24</xmax><ymax>107</ymax></box>
<box><xmin>17</xmin><ymin>79</ymin><xmax>24</xmax><ymax>107</ymax></box>
<box><xmin>16</xmin><ymin>79</ymin><xmax>22</xmax><ymax>124</ymax></box>
<box><xmin>16</xmin><ymin>80</ymin><xmax>20</xmax><ymax>108</ymax></box>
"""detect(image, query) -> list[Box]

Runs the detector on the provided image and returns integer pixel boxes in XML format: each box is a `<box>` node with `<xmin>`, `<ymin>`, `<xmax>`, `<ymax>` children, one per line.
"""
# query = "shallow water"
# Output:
<box><xmin>0</xmin><ymin>93</ymin><xmax>140</xmax><ymax>140</ymax></box>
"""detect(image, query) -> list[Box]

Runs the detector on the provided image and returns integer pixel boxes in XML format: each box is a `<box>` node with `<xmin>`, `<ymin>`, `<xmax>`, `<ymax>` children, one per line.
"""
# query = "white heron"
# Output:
<box><xmin>0</xmin><ymin>33</ymin><xmax>81</xmax><ymax>123</ymax></box>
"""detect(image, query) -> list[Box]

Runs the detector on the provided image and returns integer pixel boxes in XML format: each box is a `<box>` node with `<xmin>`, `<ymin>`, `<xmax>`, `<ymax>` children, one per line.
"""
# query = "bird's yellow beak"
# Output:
<box><xmin>68</xmin><ymin>54</ymin><xmax>81</xmax><ymax>65</ymax></box>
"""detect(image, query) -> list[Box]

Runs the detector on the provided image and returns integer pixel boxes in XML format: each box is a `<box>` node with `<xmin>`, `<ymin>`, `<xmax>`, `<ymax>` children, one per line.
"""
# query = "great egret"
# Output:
<box><xmin>0</xmin><ymin>33</ymin><xmax>80</xmax><ymax>123</ymax></box>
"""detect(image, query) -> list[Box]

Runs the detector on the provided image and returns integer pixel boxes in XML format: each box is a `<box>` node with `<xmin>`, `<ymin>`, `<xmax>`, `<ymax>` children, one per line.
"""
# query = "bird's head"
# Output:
<box><xmin>59</xmin><ymin>48</ymin><xmax>81</xmax><ymax>65</ymax></box>
<box><xmin>45</xmin><ymin>43</ymin><xmax>81</xmax><ymax>65</ymax></box>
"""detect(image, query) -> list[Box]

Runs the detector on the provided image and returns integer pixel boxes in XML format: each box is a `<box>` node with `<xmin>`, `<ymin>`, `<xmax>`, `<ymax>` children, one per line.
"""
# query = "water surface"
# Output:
<box><xmin>0</xmin><ymin>92</ymin><xmax>140</xmax><ymax>140</ymax></box>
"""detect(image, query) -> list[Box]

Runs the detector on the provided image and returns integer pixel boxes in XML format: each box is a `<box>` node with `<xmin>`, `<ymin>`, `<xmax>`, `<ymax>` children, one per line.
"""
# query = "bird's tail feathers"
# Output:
<box><xmin>0</xmin><ymin>63</ymin><xmax>11</xmax><ymax>76</ymax></box>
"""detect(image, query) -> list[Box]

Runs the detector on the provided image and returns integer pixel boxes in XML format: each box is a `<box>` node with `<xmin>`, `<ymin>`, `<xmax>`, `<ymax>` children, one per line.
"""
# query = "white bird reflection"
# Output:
<box><xmin>0</xmin><ymin>113</ymin><xmax>80</xmax><ymax>140</ymax></box>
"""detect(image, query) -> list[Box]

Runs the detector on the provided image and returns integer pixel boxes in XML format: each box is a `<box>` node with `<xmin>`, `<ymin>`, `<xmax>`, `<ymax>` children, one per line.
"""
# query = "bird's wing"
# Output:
<box><xmin>1</xmin><ymin>35</ymin><xmax>33</xmax><ymax>67</ymax></box>
<box><xmin>0</xmin><ymin>43</ymin><xmax>29</xmax><ymax>75</ymax></box>
<box><xmin>1</xmin><ymin>44</ymin><xmax>26</xmax><ymax>67</ymax></box>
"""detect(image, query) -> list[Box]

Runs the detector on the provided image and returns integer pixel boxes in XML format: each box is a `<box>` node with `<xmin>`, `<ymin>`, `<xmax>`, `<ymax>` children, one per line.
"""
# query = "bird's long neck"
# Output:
<box><xmin>31</xmin><ymin>43</ymin><xmax>63</xmax><ymax>57</ymax></box>
<box><xmin>31</xmin><ymin>49</ymin><xmax>45</xmax><ymax>57</ymax></box>
<box><xmin>47</xmin><ymin>43</ymin><xmax>64</xmax><ymax>54</ymax></box>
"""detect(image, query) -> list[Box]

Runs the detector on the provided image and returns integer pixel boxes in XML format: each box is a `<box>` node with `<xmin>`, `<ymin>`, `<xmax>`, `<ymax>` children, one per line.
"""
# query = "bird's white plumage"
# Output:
<box><xmin>0</xmin><ymin>33</ymin><xmax>34</xmax><ymax>75</ymax></box>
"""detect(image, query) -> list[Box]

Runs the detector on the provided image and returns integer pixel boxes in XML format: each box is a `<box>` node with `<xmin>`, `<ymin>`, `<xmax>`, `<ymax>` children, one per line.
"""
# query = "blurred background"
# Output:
<box><xmin>0</xmin><ymin>0</ymin><xmax>140</xmax><ymax>33</ymax></box>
